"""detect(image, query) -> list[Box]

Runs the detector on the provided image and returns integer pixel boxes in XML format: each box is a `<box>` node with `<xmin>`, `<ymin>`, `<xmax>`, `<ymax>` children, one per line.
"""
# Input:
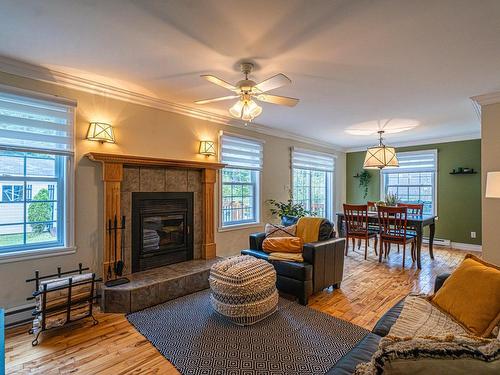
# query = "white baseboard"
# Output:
<box><xmin>450</xmin><ymin>242</ymin><xmax>482</xmax><ymax>252</ymax></box>
<box><xmin>4</xmin><ymin>302</ymin><xmax>35</xmax><ymax>327</ymax></box>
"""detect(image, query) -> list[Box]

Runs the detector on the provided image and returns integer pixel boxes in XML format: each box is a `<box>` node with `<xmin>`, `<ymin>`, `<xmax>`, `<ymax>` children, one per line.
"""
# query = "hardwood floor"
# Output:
<box><xmin>5</xmin><ymin>246</ymin><xmax>472</xmax><ymax>374</ymax></box>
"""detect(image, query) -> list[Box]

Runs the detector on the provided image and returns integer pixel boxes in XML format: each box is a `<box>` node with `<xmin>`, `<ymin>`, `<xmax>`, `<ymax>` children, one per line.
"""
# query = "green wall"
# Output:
<box><xmin>346</xmin><ymin>139</ymin><xmax>481</xmax><ymax>245</ymax></box>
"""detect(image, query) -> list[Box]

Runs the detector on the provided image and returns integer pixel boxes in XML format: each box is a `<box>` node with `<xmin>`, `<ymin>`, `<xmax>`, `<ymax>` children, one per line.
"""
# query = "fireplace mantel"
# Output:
<box><xmin>86</xmin><ymin>152</ymin><xmax>225</xmax><ymax>170</ymax></box>
<box><xmin>85</xmin><ymin>152</ymin><xmax>225</xmax><ymax>280</ymax></box>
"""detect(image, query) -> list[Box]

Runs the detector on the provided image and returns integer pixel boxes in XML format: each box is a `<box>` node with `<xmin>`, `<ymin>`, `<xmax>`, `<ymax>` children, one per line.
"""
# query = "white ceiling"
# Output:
<box><xmin>0</xmin><ymin>0</ymin><xmax>499</xmax><ymax>149</ymax></box>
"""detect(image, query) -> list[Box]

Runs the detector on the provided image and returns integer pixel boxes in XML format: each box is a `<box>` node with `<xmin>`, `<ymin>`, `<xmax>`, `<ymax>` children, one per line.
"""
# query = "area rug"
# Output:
<box><xmin>127</xmin><ymin>290</ymin><xmax>368</xmax><ymax>374</ymax></box>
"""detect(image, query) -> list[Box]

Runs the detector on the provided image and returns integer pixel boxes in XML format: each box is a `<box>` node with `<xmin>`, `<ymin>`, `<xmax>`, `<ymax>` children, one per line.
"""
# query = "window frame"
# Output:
<box><xmin>0</xmin><ymin>85</ymin><xmax>76</xmax><ymax>263</ymax></box>
<box><xmin>219</xmin><ymin>168</ymin><xmax>261</xmax><ymax>229</ymax></box>
<box><xmin>218</xmin><ymin>132</ymin><xmax>263</xmax><ymax>231</ymax></box>
<box><xmin>291</xmin><ymin>148</ymin><xmax>336</xmax><ymax>221</ymax></box>
<box><xmin>292</xmin><ymin>168</ymin><xmax>334</xmax><ymax>220</ymax></box>
<box><xmin>380</xmin><ymin>149</ymin><xmax>438</xmax><ymax>216</ymax></box>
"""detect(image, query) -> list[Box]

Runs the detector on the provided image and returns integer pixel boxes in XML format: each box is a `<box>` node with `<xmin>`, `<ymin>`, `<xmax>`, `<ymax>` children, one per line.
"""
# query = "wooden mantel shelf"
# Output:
<box><xmin>85</xmin><ymin>152</ymin><xmax>224</xmax><ymax>281</ymax></box>
<box><xmin>85</xmin><ymin>152</ymin><xmax>225</xmax><ymax>170</ymax></box>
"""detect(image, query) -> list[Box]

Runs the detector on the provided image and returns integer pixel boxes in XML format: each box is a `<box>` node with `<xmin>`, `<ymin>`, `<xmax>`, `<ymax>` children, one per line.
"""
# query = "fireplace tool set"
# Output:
<box><xmin>105</xmin><ymin>215</ymin><xmax>130</xmax><ymax>287</ymax></box>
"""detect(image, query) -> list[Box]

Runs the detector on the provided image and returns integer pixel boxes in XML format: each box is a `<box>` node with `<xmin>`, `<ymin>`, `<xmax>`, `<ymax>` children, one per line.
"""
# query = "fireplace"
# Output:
<box><xmin>132</xmin><ymin>192</ymin><xmax>194</xmax><ymax>272</ymax></box>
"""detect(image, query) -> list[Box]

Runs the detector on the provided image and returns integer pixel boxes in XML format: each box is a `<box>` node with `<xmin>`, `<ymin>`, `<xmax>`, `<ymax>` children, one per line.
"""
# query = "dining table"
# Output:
<box><xmin>336</xmin><ymin>212</ymin><xmax>437</xmax><ymax>269</ymax></box>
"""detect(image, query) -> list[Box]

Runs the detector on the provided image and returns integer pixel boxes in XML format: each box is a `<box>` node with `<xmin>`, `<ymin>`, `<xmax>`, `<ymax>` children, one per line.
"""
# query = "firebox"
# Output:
<box><xmin>132</xmin><ymin>192</ymin><xmax>194</xmax><ymax>272</ymax></box>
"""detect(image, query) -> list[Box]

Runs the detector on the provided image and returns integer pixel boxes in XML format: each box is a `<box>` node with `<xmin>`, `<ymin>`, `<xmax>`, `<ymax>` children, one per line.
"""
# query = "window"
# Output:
<box><xmin>220</xmin><ymin>134</ymin><xmax>263</xmax><ymax>228</ymax></box>
<box><xmin>0</xmin><ymin>87</ymin><xmax>75</xmax><ymax>255</ymax></box>
<box><xmin>2</xmin><ymin>185</ymin><xmax>24</xmax><ymax>202</ymax></box>
<box><xmin>381</xmin><ymin>150</ymin><xmax>437</xmax><ymax>215</ymax></box>
<box><xmin>292</xmin><ymin>148</ymin><xmax>335</xmax><ymax>220</ymax></box>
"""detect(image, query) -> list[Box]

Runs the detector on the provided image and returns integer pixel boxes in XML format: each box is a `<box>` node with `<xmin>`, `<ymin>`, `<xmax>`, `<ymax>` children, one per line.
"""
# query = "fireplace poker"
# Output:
<box><xmin>115</xmin><ymin>216</ymin><xmax>125</xmax><ymax>276</ymax></box>
<box><xmin>106</xmin><ymin>219</ymin><xmax>112</xmax><ymax>280</ymax></box>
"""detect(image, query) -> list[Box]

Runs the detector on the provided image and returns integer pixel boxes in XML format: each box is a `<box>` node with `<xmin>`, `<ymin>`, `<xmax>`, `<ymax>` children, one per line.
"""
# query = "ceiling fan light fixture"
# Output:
<box><xmin>229</xmin><ymin>99</ymin><xmax>262</xmax><ymax>122</ymax></box>
<box><xmin>196</xmin><ymin>62</ymin><xmax>298</xmax><ymax>124</ymax></box>
<box><xmin>229</xmin><ymin>100</ymin><xmax>244</xmax><ymax>118</ymax></box>
<box><xmin>242</xmin><ymin>100</ymin><xmax>262</xmax><ymax>122</ymax></box>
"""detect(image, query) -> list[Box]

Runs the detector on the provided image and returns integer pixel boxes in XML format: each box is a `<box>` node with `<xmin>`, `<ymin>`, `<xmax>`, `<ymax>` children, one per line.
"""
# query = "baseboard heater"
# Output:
<box><xmin>422</xmin><ymin>237</ymin><xmax>451</xmax><ymax>247</ymax></box>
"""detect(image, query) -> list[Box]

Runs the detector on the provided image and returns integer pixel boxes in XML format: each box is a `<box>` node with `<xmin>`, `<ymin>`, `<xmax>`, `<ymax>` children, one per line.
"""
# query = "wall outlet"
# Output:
<box><xmin>471</xmin><ymin>231</ymin><xmax>476</xmax><ymax>239</ymax></box>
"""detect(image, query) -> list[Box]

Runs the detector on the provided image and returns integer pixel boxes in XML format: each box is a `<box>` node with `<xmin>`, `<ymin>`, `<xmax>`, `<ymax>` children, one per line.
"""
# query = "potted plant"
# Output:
<box><xmin>358</xmin><ymin>170</ymin><xmax>371</xmax><ymax>199</ymax></box>
<box><xmin>384</xmin><ymin>192</ymin><xmax>399</xmax><ymax>206</ymax></box>
<box><xmin>267</xmin><ymin>192</ymin><xmax>314</xmax><ymax>226</ymax></box>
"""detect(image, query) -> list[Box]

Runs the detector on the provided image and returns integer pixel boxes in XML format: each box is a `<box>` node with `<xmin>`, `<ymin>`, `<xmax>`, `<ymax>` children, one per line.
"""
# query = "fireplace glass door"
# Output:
<box><xmin>142</xmin><ymin>213</ymin><xmax>185</xmax><ymax>252</ymax></box>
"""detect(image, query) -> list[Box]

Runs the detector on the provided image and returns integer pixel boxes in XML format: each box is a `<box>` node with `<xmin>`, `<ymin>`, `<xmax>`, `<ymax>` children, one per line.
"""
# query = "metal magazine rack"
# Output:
<box><xmin>24</xmin><ymin>263</ymin><xmax>101</xmax><ymax>345</ymax></box>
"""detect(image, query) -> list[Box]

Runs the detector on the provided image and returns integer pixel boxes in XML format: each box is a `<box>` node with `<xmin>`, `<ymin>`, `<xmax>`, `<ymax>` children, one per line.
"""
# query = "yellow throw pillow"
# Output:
<box><xmin>431</xmin><ymin>254</ymin><xmax>500</xmax><ymax>337</ymax></box>
<box><xmin>262</xmin><ymin>236</ymin><xmax>303</xmax><ymax>254</ymax></box>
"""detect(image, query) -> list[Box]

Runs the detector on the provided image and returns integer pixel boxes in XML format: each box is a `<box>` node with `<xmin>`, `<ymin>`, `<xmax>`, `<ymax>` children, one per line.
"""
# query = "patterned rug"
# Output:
<box><xmin>127</xmin><ymin>290</ymin><xmax>368</xmax><ymax>374</ymax></box>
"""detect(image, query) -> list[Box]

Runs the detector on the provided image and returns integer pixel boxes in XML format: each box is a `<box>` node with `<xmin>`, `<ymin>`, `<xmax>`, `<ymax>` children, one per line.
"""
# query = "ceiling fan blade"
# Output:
<box><xmin>194</xmin><ymin>95</ymin><xmax>239</xmax><ymax>105</ymax></box>
<box><xmin>256</xmin><ymin>94</ymin><xmax>299</xmax><ymax>107</ymax></box>
<box><xmin>201</xmin><ymin>75</ymin><xmax>237</xmax><ymax>91</ymax></box>
<box><xmin>254</xmin><ymin>73</ymin><xmax>291</xmax><ymax>93</ymax></box>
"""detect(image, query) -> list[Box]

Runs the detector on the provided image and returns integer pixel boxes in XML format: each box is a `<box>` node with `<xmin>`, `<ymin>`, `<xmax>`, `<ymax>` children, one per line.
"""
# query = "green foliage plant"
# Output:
<box><xmin>266</xmin><ymin>191</ymin><xmax>314</xmax><ymax>219</ymax></box>
<box><xmin>28</xmin><ymin>188</ymin><xmax>53</xmax><ymax>234</ymax></box>
<box><xmin>358</xmin><ymin>170</ymin><xmax>371</xmax><ymax>199</ymax></box>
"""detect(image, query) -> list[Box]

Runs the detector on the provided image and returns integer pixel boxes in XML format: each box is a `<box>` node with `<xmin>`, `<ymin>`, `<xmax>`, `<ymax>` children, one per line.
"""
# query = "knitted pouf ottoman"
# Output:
<box><xmin>209</xmin><ymin>255</ymin><xmax>278</xmax><ymax>326</ymax></box>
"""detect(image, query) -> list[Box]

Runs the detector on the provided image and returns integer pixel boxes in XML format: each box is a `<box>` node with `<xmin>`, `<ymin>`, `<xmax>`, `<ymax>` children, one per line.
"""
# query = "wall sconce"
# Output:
<box><xmin>486</xmin><ymin>171</ymin><xmax>500</xmax><ymax>198</ymax></box>
<box><xmin>199</xmin><ymin>140</ymin><xmax>216</xmax><ymax>156</ymax></box>
<box><xmin>87</xmin><ymin>122</ymin><xmax>115</xmax><ymax>143</ymax></box>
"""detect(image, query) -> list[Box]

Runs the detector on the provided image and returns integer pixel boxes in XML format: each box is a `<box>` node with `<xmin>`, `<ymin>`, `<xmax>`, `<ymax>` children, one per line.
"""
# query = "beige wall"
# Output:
<box><xmin>481</xmin><ymin>101</ymin><xmax>500</xmax><ymax>265</ymax></box>
<box><xmin>0</xmin><ymin>71</ymin><xmax>346</xmax><ymax>310</ymax></box>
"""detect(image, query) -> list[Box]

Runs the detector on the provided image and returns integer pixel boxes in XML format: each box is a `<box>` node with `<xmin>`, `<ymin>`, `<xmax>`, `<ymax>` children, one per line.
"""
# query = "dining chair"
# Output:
<box><xmin>395</xmin><ymin>203</ymin><xmax>423</xmax><ymax>252</ymax></box>
<box><xmin>377</xmin><ymin>205</ymin><xmax>416</xmax><ymax>268</ymax></box>
<box><xmin>357</xmin><ymin>201</ymin><xmax>379</xmax><ymax>250</ymax></box>
<box><xmin>343</xmin><ymin>204</ymin><xmax>378</xmax><ymax>260</ymax></box>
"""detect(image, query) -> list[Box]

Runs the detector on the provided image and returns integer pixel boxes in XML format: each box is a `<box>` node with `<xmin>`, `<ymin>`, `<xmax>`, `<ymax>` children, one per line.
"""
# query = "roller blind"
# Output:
<box><xmin>221</xmin><ymin>134</ymin><xmax>263</xmax><ymax>170</ymax></box>
<box><xmin>0</xmin><ymin>90</ymin><xmax>75</xmax><ymax>155</ymax></box>
<box><xmin>292</xmin><ymin>147</ymin><xmax>335</xmax><ymax>172</ymax></box>
<box><xmin>382</xmin><ymin>150</ymin><xmax>437</xmax><ymax>174</ymax></box>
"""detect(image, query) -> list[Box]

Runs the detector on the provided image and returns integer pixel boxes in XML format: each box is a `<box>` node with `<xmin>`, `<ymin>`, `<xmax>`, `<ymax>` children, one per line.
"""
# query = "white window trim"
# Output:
<box><xmin>380</xmin><ymin>149</ymin><xmax>438</xmax><ymax>216</ymax></box>
<box><xmin>291</xmin><ymin>147</ymin><xmax>336</xmax><ymax>221</ymax></box>
<box><xmin>217</xmin><ymin>168</ymin><xmax>262</xmax><ymax>231</ymax></box>
<box><xmin>218</xmin><ymin>131</ymin><xmax>263</xmax><ymax>230</ymax></box>
<box><xmin>0</xmin><ymin>85</ymin><xmax>76</xmax><ymax>261</ymax></box>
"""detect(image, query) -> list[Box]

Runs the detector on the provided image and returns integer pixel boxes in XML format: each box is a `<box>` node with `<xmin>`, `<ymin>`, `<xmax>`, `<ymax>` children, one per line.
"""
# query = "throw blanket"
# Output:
<box><xmin>268</xmin><ymin>252</ymin><xmax>304</xmax><ymax>262</ymax></box>
<box><xmin>355</xmin><ymin>335</ymin><xmax>500</xmax><ymax>375</ymax></box>
<box><xmin>389</xmin><ymin>295</ymin><xmax>469</xmax><ymax>338</ymax></box>
<box><xmin>296</xmin><ymin>217</ymin><xmax>323</xmax><ymax>243</ymax></box>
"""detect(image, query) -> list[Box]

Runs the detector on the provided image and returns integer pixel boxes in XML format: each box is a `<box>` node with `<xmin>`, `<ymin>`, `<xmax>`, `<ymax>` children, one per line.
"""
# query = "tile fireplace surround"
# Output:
<box><xmin>86</xmin><ymin>153</ymin><xmax>225</xmax><ymax>281</ymax></box>
<box><xmin>123</xmin><ymin>170</ymin><xmax>199</xmax><ymax>274</ymax></box>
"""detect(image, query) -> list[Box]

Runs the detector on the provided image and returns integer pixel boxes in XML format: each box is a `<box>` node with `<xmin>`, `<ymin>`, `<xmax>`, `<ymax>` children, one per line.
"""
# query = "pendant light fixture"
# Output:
<box><xmin>363</xmin><ymin>130</ymin><xmax>399</xmax><ymax>169</ymax></box>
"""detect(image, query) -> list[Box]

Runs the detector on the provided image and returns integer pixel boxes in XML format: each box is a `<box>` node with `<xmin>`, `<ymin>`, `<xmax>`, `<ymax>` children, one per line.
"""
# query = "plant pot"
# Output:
<box><xmin>281</xmin><ymin>215</ymin><xmax>299</xmax><ymax>226</ymax></box>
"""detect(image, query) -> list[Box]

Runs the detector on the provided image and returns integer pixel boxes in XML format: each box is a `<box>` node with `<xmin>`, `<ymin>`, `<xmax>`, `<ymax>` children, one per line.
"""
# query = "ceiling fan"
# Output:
<box><xmin>195</xmin><ymin>62</ymin><xmax>299</xmax><ymax>122</ymax></box>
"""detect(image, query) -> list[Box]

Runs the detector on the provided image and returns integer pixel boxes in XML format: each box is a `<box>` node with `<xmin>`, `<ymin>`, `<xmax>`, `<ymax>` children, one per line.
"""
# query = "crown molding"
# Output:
<box><xmin>471</xmin><ymin>91</ymin><xmax>500</xmax><ymax>106</ymax></box>
<box><xmin>0</xmin><ymin>56</ymin><xmax>344</xmax><ymax>152</ymax></box>
<box><xmin>345</xmin><ymin>132</ymin><xmax>481</xmax><ymax>153</ymax></box>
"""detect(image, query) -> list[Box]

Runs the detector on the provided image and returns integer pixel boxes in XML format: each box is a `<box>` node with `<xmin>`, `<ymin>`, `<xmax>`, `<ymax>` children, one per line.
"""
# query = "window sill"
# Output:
<box><xmin>218</xmin><ymin>222</ymin><xmax>263</xmax><ymax>233</ymax></box>
<box><xmin>0</xmin><ymin>246</ymin><xmax>77</xmax><ymax>264</ymax></box>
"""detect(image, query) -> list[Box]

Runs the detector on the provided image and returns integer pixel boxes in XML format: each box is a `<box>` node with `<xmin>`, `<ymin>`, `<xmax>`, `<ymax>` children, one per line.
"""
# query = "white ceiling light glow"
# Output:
<box><xmin>345</xmin><ymin>118</ymin><xmax>420</xmax><ymax>136</ymax></box>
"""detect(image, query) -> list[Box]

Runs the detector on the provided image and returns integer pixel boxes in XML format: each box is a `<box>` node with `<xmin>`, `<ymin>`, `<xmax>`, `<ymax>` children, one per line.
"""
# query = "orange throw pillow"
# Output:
<box><xmin>262</xmin><ymin>237</ymin><xmax>303</xmax><ymax>254</ymax></box>
<box><xmin>431</xmin><ymin>254</ymin><xmax>500</xmax><ymax>337</ymax></box>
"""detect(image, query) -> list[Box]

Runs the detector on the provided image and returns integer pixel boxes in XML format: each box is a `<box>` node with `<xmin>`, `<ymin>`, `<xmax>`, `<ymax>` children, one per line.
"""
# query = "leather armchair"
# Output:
<box><xmin>242</xmin><ymin>232</ymin><xmax>345</xmax><ymax>305</ymax></box>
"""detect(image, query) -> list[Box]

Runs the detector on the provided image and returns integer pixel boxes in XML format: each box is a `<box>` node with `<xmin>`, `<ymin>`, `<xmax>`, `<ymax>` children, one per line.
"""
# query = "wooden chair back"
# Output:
<box><xmin>397</xmin><ymin>202</ymin><xmax>424</xmax><ymax>215</ymax></box>
<box><xmin>367</xmin><ymin>201</ymin><xmax>377</xmax><ymax>212</ymax></box>
<box><xmin>377</xmin><ymin>206</ymin><xmax>408</xmax><ymax>241</ymax></box>
<box><xmin>343</xmin><ymin>204</ymin><xmax>369</xmax><ymax>235</ymax></box>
